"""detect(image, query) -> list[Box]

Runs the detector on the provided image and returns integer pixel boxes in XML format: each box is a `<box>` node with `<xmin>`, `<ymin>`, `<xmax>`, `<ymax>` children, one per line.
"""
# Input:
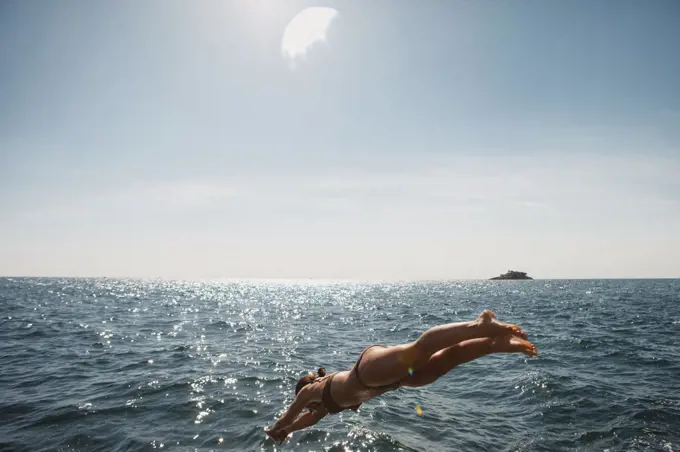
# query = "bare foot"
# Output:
<box><xmin>475</xmin><ymin>309</ymin><xmax>528</xmax><ymax>340</ymax></box>
<box><xmin>491</xmin><ymin>334</ymin><xmax>538</xmax><ymax>356</ymax></box>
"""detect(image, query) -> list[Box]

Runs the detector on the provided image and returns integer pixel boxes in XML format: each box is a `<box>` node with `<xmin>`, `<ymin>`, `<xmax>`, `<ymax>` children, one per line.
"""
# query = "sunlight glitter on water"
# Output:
<box><xmin>2</xmin><ymin>278</ymin><xmax>679</xmax><ymax>451</ymax></box>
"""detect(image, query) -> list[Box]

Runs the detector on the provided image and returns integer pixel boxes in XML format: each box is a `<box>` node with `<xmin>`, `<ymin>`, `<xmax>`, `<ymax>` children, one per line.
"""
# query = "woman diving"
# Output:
<box><xmin>265</xmin><ymin>309</ymin><xmax>537</xmax><ymax>444</ymax></box>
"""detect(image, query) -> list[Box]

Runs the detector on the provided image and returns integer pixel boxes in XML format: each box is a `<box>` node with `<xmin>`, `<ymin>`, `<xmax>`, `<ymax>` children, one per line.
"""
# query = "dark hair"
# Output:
<box><xmin>295</xmin><ymin>367</ymin><xmax>326</xmax><ymax>395</ymax></box>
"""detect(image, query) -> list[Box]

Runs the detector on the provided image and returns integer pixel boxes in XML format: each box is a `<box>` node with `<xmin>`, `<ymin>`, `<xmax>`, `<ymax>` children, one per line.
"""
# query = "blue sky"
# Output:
<box><xmin>1</xmin><ymin>0</ymin><xmax>679</xmax><ymax>279</ymax></box>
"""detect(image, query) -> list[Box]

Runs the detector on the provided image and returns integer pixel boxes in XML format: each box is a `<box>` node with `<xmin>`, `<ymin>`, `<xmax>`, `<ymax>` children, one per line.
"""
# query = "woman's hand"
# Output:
<box><xmin>264</xmin><ymin>426</ymin><xmax>289</xmax><ymax>444</ymax></box>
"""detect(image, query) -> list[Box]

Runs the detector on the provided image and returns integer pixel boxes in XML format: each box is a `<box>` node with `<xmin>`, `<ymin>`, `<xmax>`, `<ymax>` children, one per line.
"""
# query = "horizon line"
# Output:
<box><xmin>1</xmin><ymin>275</ymin><xmax>678</xmax><ymax>283</ymax></box>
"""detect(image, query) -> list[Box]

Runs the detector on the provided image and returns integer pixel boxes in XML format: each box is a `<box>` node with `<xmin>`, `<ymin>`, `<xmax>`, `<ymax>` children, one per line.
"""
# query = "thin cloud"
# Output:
<box><xmin>281</xmin><ymin>7</ymin><xmax>338</xmax><ymax>67</ymax></box>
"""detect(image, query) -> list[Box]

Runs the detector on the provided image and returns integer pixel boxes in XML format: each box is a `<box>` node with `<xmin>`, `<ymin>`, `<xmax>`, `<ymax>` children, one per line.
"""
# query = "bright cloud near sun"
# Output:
<box><xmin>281</xmin><ymin>7</ymin><xmax>338</xmax><ymax>65</ymax></box>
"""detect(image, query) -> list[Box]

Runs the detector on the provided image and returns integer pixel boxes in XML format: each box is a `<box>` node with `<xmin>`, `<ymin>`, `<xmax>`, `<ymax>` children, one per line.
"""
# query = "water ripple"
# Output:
<box><xmin>0</xmin><ymin>278</ymin><xmax>678</xmax><ymax>451</ymax></box>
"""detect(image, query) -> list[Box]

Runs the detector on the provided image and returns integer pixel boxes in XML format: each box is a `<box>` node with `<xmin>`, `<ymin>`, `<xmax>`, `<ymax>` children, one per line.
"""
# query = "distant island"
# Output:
<box><xmin>490</xmin><ymin>270</ymin><xmax>533</xmax><ymax>280</ymax></box>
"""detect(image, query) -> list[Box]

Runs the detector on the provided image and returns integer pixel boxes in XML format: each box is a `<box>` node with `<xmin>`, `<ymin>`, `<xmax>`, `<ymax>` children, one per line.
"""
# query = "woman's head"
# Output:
<box><xmin>295</xmin><ymin>367</ymin><xmax>326</xmax><ymax>395</ymax></box>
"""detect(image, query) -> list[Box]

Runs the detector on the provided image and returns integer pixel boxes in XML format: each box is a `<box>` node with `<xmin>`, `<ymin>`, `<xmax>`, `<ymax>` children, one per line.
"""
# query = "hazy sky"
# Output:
<box><xmin>1</xmin><ymin>0</ymin><xmax>679</xmax><ymax>279</ymax></box>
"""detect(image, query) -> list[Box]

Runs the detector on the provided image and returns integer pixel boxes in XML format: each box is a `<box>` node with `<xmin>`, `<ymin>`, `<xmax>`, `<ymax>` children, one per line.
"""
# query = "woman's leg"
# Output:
<box><xmin>401</xmin><ymin>335</ymin><xmax>538</xmax><ymax>388</ymax></box>
<box><xmin>355</xmin><ymin>310</ymin><xmax>527</xmax><ymax>387</ymax></box>
<box><xmin>414</xmin><ymin>309</ymin><xmax>526</xmax><ymax>357</ymax></box>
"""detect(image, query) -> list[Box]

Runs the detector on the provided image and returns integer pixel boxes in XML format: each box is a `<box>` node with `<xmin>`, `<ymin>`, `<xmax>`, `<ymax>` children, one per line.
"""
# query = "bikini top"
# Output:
<box><xmin>320</xmin><ymin>346</ymin><xmax>401</xmax><ymax>414</ymax></box>
<box><xmin>321</xmin><ymin>374</ymin><xmax>361</xmax><ymax>414</ymax></box>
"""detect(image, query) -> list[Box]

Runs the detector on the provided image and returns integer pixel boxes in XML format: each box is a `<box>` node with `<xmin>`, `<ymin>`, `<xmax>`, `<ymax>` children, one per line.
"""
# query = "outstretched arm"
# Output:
<box><xmin>267</xmin><ymin>386</ymin><xmax>312</xmax><ymax>433</ymax></box>
<box><xmin>266</xmin><ymin>411</ymin><xmax>326</xmax><ymax>444</ymax></box>
<box><xmin>287</xmin><ymin>410</ymin><xmax>326</xmax><ymax>434</ymax></box>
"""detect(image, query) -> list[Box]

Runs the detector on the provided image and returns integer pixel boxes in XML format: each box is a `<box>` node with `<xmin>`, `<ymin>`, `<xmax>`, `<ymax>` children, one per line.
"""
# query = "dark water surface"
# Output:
<box><xmin>1</xmin><ymin>278</ymin><xmax>679</xmax><ymax>451</ymax></box>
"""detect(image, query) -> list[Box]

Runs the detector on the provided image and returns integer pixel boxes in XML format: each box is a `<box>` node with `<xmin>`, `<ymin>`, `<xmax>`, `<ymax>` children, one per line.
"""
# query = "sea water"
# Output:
<box><xmin>1</xmin><ymin>278</ymin><xmax>678</xmax><ymax>451</ymax></box>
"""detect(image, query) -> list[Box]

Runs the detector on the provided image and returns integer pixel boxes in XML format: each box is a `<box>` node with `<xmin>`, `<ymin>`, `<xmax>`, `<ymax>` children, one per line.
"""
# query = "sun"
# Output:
<box><xmin>281</xmin><ymin>7</ymin><xmax>338</xmax><ymax>65</ymax></box>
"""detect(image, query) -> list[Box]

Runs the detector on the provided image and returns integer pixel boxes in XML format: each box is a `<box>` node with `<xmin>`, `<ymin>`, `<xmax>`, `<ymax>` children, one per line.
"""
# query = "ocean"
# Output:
<box><xmin>1</xmin><ymin>277</ymin><xmax>678</xmax><ymax>452</ymax></box>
